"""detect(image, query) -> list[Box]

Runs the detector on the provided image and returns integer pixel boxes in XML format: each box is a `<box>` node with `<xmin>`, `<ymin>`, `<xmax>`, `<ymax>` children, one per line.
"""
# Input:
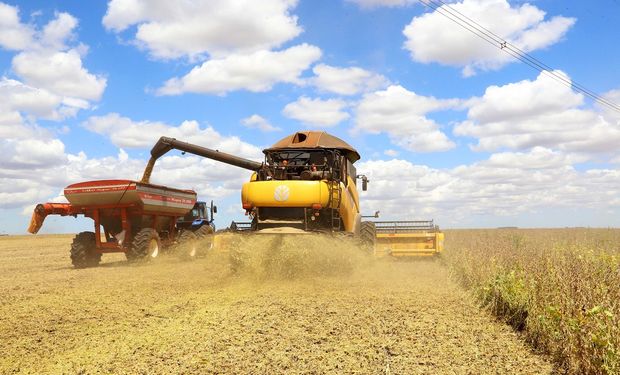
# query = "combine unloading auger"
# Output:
<box><xmin>140</xmin><ymin>136</ymin><xmax>264</xmax><ymax>184</ymax></box>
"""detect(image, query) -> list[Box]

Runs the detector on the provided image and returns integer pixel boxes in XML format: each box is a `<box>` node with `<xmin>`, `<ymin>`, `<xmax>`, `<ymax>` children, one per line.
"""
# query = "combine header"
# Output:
<box><xmin>374</xmin><ymin>220</ymin><xmax>444</xmax><ymax>257</ymax></box>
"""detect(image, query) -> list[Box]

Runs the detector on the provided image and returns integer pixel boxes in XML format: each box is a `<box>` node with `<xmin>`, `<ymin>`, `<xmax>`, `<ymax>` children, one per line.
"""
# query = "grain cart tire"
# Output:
<box><xmin>195</xmin><ymin>225</ymin><xmax>215</xmax><ymax>253</ymax></box>
<box><xmin>359</xmin><ymin>221</ymin><xmax>377</xmax><ymax>255</ymax></box>
<box><xmin>70</xmin><ymin>231</ymin><xmax>101</xmax><ymax>268</ymax></box>
<box><xmin>126</xmin><ymin>228</ymin><xmax>161</xmax><ymax>261</ymax></box>
<box><xmin>177</xmin><ymin>230</ymin><xmax>198</xmax><ymax>259</ymax></box>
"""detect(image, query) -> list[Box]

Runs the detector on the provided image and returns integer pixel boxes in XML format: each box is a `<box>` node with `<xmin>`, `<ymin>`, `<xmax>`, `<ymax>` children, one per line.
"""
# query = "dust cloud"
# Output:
<box><xmin>211</xmin><ymin>233</ymin><xmax>373</xmax><ymax>280</ymax></box>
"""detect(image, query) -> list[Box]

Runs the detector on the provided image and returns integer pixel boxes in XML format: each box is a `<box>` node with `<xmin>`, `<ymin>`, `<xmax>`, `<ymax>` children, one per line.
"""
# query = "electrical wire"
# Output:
<box><xmin>417</xmin><ymin>0</ymin><xmax>620</xmax><ymax>113</ymax></box>
<box><xmin>426</xmin><ymin>0</ymin><xmax>616</xmax><ymax>109</ymax></box>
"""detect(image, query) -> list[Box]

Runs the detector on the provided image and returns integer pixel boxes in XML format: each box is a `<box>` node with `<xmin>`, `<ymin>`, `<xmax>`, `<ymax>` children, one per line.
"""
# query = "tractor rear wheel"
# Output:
<box><xmin>70</xmin><ymin>231</ymin><xmax>101</xmax><ymax>268</ymax></box>
<box><xmin>195</xmin><ymin>225</ymin><xmax>215</xmax><ymax>253</ymax></box>
<box><xmin>359</xmin><ymin>221</ymin><xmax>377</xmax><ymax>254</ymax></box>
<box><xmin>177</xmin><ymin>230</ymin><xmax>198</xmax><ymax>259</ymax></box>
<box><xmin>126</xmin><ymin>228</ymin><xmax>161</xmax><ymax>262</ymax></box>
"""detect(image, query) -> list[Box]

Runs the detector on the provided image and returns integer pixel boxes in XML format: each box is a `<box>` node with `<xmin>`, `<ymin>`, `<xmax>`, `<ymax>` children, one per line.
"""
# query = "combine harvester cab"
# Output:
<box><xmin>374</xmin><ymin>220</ymin><xmax>444</xmax><ymax>257</ymax></box>
<box><xmin>28</xmin><ymin>179</ymin><xmax>202</xmax><ymax>268</ymax></box>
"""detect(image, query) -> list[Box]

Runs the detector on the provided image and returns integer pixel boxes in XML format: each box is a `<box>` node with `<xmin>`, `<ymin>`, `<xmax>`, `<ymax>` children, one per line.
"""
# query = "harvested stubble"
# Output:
<box><xmin>444</xmin><ymin>228</ymin><xmax>620</xmax><ymax>375</ymax></box>
<box><xmin>0</xmin><ymin>233</ymin><xmax>552</xmax><ymax>374</ymax></box>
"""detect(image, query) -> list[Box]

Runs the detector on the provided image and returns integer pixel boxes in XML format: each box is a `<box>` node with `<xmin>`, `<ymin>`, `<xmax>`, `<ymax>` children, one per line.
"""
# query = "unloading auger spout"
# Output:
<box><xmin>141</xmin><ymin>136</ymin><xmax>263</xmax><ymax>183</ymax></box>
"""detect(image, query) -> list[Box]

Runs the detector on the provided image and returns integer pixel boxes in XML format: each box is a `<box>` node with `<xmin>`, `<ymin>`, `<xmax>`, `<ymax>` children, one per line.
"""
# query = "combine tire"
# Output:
<box><xmin>177</xmin><ymin>230</ymin><xmax>198</xmax><ymax>259</ymax></box>
<box><xmin>126</xmin><ymin>228</ymin><xmax>161</xmax><ymax>262</ymax></box>
<box><xmin>195</xmin><ymin>225</ymin><xmax>215</xmax><ymax>252</ymax></box>
<box><xmin>359</xmin><ymin>221</ymin><xmax>377</xmax><ymax>254</ymax></box>
<box><xmin>70</xmin><ymin>231</ymin><xmax>101</xmax><ymax>268</ymax></box>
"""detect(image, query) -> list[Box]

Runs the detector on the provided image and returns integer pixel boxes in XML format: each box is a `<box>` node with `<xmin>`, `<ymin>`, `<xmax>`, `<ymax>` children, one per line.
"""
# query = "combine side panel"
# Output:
<box><xmin>374</xmin><ymin>220</ymin><xmax>443</xmax><ymax>257</ymax></box>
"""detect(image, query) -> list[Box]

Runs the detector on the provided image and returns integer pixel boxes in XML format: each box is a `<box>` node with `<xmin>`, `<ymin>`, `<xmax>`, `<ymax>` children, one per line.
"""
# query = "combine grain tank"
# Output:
<box><xmin>28</xmin><ymin>179</ymin><xmax>199</xmax><ymax>268</ymax></box>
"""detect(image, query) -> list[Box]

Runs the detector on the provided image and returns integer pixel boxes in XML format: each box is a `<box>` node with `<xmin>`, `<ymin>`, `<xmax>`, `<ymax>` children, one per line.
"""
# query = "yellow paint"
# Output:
<box><xmin>240</xmin><ymin>178</ymin><xmax>361</xmax><ymax>234</ymax></box>
<box><xmin>242</xmin><ymin>180</ymin><xmax>330</xmax><ymax>207</ymax></box>
<box><xmin>374</xmin><ymin>231</ymin><xmax>444</xmax><ymax>257</ymax></box>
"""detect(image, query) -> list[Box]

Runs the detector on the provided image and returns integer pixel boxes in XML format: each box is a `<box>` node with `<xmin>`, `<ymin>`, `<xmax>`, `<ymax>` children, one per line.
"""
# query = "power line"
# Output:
<box><xmin>422</xmin><ymin>0</ymin><xmax>585</xmax><ymax>96</ymax></box>
<box><xmin>418</xmin><ymin>0</ymin><xmax>620</xmax><ymax>113</ymax></box>
<box><xmin>425</xmin><ymin>0</ymin><xmax>618</xmax><ymax>110</ymax></box>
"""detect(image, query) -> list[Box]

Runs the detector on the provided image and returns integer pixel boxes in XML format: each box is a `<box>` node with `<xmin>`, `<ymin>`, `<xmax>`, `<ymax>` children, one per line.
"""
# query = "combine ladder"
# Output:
<box><xmin>328</xmin><ymin>180</ymin><xmax>342</xmax><ymax>232</ymax></box>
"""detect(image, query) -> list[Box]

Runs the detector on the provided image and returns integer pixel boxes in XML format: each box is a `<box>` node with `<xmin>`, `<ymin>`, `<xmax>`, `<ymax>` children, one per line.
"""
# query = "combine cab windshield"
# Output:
<box><xmin>264</xmin><ymin>149</ymin><xmax>340</xmax><ymax>181</ymax></box>
<box><xmin>268</xmin><ymin>151</ymin><xmax>325</xmax><ymax>166</ymax></box>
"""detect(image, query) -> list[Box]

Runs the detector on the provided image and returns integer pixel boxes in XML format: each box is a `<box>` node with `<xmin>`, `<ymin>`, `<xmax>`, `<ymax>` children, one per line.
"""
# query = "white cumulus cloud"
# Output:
<box><xmin>241</xmin><ymin>115</ymin><xmax>281</xmax><ymax>132</ymax></box>
<box><xmin>357</xmin><ymin>150</ymin><xmax>620</xmax><ymax>225</ymax></box>
<box><xmin>403</xmin><ymin>0</ymin><xmax>575</xmax><ymax>76</ymax></box>
<box><xmin>82</xmin><ymin>113</ymin><xmax>262</xmax><ymax>159</ymax></box>
<box><xmin>157</xmin><ymin>44</ymin><xmax>321</xmax><ymax>95</ymax></box>
<box><xmin>282</xmin><ymin>96</ymin><xmax>350</xmax><ymax>127</ymax></box>
<box><xmin>0</xmin><ymin>78</ymin><xmax>63</xmax><ymax>119</ymax></box>
<box><xmin>13</xmin><ymin>49</ymin><xmax>106</xmax><ymax>102</ymax></box>
<box><xmin>0</xmin><ymin>7</ymin><xmax>106</xmax><ymax>116</ymax></box>
<box><xmin>454</xmin><ymin>71</ymin><xmax>620</xmax><ymax>155</ymax></box>
<box><xmin>0</xmin><ymin>2</ymin><xmax>34</xmax><ymax>50</ymax></box>
<box><xmin>346</xmin><ymin>0</ymin><xmax>416</xmax><ymax>8</ymax></box>
<box><xmin>103</xmin><ymin>0</ymin><xmax>302</xmax><ymax>60</ymax></box>
<box><xmin>354</xmin><ymin>85</ymin><xmax>460</xmax><ymax>152</ymax></box>
<box><xmin>311</xmin><ymin>64</ymin><xmax>389</xmax><ymax>95</ymax></box>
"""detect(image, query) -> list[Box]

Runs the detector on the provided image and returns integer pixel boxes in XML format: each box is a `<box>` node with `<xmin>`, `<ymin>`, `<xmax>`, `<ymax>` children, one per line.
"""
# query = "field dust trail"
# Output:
<box><xmin>0</xmin><ymin>235</ymin><xmax>552</xmax><ymax>374</ymax></box>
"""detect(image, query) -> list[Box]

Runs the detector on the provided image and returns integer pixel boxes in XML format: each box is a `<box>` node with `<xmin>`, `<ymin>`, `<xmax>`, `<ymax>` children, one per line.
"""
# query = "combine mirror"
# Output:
<box><xmin>357</xmin><ymin>174</ymin><xmax>369</xmax><ymax>191</ymax></box>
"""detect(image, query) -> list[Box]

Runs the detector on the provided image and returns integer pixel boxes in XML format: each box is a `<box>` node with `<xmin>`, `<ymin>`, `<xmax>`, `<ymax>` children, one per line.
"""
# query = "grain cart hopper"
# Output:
<box><xmin>373</xmin><ymin>220</ymin><xmax>444</xmax><ymax>257</ymax></box>
<box><xmin>141</xmin><ymin>131</ymin><xmax>376</xmax><ymax>248</ymax></box>
<box><xmin>28</xmin><ymin>180</ymin><xmax>198</xmax><ymax>267</ymax></box>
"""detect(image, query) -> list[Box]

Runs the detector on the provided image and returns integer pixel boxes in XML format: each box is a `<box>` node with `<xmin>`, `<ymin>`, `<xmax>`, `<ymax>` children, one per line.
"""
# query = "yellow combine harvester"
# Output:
<box><xmin>373</xmin><ymin>220</ymin><xmax>444</xmax><ymax>257</ymax></box>
<box><xmin>142</xmin><ymin>131</ymin><xmax>373</xmax><ymax>238</ymax></box>
<box><xmin>141</xmin><ymin>131</ymin><xmax>442</xmax><ymax>257</ymax></box>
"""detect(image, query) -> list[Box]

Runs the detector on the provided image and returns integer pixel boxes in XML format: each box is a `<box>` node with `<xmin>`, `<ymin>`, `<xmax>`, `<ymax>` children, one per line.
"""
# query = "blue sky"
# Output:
<box><xmin>1</xmin><ymin>0</ymin><xmax>619</xmax><ymax>234</ymax></box>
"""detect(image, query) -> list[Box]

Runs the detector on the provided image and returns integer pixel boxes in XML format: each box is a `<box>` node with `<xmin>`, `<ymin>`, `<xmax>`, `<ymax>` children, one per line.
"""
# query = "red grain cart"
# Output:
<box><xmin>28</xmin><ymin>179</ymin><xmax>197</xmax><ymax>268</ymax></box>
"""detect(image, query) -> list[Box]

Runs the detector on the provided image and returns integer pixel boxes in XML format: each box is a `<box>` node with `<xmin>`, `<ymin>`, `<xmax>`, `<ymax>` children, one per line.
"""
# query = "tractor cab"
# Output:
<box><xmin>177</xmin><ymin>201</ymin><xmax>217</xmax><ymax>231</ymax></box>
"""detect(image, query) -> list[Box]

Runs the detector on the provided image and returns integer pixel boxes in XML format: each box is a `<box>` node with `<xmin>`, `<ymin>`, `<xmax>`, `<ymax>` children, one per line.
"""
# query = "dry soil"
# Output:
<box><xmin>0</xmin><ymin>234</ymin><xmax>553</xmax><ymax>374</ymax></box>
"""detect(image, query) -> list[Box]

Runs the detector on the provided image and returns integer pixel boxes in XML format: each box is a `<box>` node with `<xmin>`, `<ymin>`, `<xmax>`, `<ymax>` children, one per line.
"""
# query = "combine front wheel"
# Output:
<box><xmin>126</xmin><ymin>228</ymin><xmax>161</xmax><ymax>261</ymax></box>
<box><xmin>70</xmin><ymin>231</ymin><xmax>101</xmax><ymax>268</ymax></box>
<box><xmin>359</xmin><ymin>221</ymin><xmax>377</xmax><ymax>255</ymax></box>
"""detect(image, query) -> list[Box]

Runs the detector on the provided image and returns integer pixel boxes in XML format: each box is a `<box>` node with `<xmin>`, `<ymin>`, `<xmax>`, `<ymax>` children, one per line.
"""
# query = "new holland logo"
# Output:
<box><xmin>274</xmin><ymin>185</ymin><xmax>290</xmax><ymax>202</ymax></box>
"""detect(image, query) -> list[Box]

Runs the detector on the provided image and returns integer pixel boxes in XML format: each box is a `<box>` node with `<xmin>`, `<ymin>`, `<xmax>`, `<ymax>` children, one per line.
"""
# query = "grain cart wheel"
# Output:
<box><xmin>359</xmin><ymin>221</ymin><xmax>377</xmax><ymax>255</ymax></box>
<box><xmin>195</xmin><ymin>225</ymin><xmax>215</xmax><ymax>253</ymax></box>
<box><xmin>71</xmin><ymin>231</ymin><xmax>102</xmax><ymax>268</ymax></box>
<box><xmin>126</xmin><ymin>228</ymin><xmax>161</xmax><ymax>261</ymax></box>
<box><xmin>177</xmin><ymin>230</ymin><xmax>198</xmax><ymax>259</ymax></box>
